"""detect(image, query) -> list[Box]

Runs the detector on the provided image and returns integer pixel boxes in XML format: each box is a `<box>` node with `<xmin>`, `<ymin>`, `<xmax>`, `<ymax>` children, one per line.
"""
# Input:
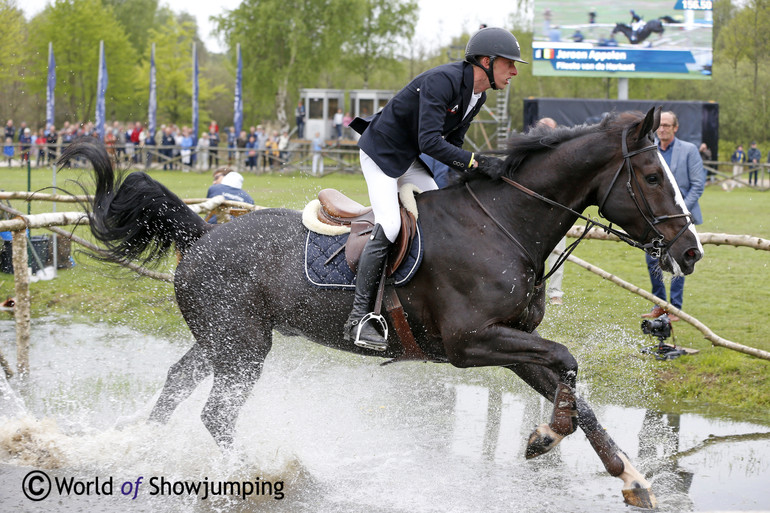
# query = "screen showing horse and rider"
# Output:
<box><xmin>532</xmin><ymin>0</ymin><xmax>713</xmax><ymax>79</ymax></box>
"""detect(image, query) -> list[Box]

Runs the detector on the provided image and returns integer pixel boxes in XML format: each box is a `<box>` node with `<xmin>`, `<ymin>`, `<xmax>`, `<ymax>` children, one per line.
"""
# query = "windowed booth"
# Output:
<box><xmin>346</xmin><ymin>89</ymin><xmax>394</xmax><ymax>141</ymax></box>
<box><xmin>300</xmin><ymin>88</ymin><xmax>344</xmax><ymax>141</ymax></box>
<box><xmin>349</xmin><ymin>89</ymin><xmax>394</xmax><ymax>119</ymax></box>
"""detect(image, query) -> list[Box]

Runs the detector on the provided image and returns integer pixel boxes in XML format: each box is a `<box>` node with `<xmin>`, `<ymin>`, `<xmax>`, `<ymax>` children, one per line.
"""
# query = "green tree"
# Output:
<box><xmin>27</xmin><ymin>0</ymin><xmax>138</xmax><ymax>125</ymax></box>
<box><xmin>0</xmin><ymin>0</ymin><xmax>28</xmax><ymax>119</ymax></box>
<box><xmin>214</xmin><ymin>0</ymin><xmax>357</xmax><ymax>128</ymax></box>
<box><xmin>101</xmin><ymin>0</ymin><xmax>160</xmax><ymax>62</ymax></box>
<box><xmin>341</xmin><ymin>0</ymin><xmax>418</xmax><ymax>88</ymax></box>
<box><xmin>200</xmin><ymin>53</ymin><xmax>235</xmax><ymax>129</ymax></box>
<box><xmin>712</xmin><ymin>0</ymin><xmax>736</xmax><ymax>44</ymax></box>
<box><xmin>723</xmin><ymin>0</ymin><xmax>770</xmax><ymax>95</ymax></box>
<box><xmin>141</xmin><ymin>14</ymin><xmax>223</xmax><ymax>130</ymax></box>
<box><xmin>715</xmin><ymin>0</ymin><xmax>770</xmax><ymax>142</ymax></box>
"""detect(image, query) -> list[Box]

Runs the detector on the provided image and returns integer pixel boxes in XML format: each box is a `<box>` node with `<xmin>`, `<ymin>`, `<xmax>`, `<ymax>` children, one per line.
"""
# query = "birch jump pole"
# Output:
<box><xmin>2</xmin><ymin>195</ymin><xmax>768</xmax><ymax>369</ymax></box>
<box><xmin>566</xmin><ymin>225</ymin><xmax>770</xmax><ymax>252</ymax></box>
<box><xmin>562</xmin><ymin>252</ymin><xmax>770</xmax><ymax>362</ymax></box>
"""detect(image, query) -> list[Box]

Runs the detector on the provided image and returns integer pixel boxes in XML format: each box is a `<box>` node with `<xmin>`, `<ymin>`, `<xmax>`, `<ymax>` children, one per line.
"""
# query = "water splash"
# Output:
<box><xmin>1</xmin><ymin>317</ymin><xmax>768</xmax><ymax>512</ymax></box>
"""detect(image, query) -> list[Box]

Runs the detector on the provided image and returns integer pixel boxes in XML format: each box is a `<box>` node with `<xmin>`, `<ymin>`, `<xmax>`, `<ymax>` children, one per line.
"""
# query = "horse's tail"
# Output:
<box><xmin>658</xmin><ymin>15</ymin><xmax>676</xmax><ymax>24</ymax></box>
<box><xmin>59</xmin><ymin>137</ymin><xmax>210</xmax><ymax>267</ymax></box>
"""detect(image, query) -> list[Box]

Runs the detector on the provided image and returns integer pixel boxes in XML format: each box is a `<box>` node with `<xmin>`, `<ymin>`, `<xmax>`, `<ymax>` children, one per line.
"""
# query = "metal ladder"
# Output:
<box><xmin>467</xmin><ymin>88</ymin><xmax>511</xmax><ymax>152</ymax></box>
<box><xmin>494</xmin><ymin>88</ymin><xmax>510</xmax><ymax>149</ymax></box>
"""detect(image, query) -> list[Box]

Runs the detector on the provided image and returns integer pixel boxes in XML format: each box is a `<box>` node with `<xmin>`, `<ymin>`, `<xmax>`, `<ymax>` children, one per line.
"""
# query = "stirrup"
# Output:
<box><xmin>353</xmin><ymin>312</ymin><xmax>389</xmax><ymax>351</ymax></box>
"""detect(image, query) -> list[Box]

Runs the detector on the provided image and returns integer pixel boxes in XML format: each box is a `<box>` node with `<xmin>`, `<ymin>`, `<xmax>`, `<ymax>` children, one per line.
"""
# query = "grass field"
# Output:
<box><xmin>1</xmin><ymin>163</ymin><xmax>768</xmax><ymax>425</ymax></box>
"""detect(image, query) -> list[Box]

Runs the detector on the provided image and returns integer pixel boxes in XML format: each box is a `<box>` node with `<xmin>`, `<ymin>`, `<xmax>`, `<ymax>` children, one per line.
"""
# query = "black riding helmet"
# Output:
<box><xmin>465</xmin><ymin>27</ymin><xmax>528</xmax><ymax>90</ymax></box>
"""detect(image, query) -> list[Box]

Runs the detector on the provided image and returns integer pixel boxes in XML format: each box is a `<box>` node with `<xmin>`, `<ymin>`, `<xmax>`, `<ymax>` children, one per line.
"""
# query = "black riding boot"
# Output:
<box><xmin>343</xmin><ymin>224</ymin><xmax>391</xmax><ymax>351</ymax></box>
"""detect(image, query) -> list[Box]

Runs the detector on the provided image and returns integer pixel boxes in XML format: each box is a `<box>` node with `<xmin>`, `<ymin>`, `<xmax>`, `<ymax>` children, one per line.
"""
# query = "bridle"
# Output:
<box><xmin>466</xmin><ymin>126</ymin><xmax>694</xmax><ymax>285</ymax></box>
<box><xmin>595</xmin><ymin>126</ymin><xmax>693</xmax><ymax>258</ymax></box>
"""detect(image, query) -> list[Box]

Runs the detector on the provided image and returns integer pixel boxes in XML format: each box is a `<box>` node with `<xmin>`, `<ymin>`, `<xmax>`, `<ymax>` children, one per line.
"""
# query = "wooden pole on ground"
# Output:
<box><xmin>11</xmin><ymin>230</ymin><xmax>30</xmax><ymax>377</ymax></box>
<box><xmin>563</xmin><ymin>252</ymin><xmax>770</xmax><ymax>362</ymax></box>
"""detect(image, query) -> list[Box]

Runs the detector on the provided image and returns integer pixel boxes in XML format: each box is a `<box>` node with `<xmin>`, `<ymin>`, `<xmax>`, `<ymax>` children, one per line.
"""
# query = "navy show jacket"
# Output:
<box><xmin>351</xmin><ymin>61</ymin><xmax>484</xmax><ymax>178</ymax></box>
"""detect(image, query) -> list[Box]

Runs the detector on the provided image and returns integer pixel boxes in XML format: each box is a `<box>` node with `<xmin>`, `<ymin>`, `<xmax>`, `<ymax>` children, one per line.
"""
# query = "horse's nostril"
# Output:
<box><xmin>685</xmin><ymin>248</ymin><xmax>702</xmax><ymax>263</ymax></box>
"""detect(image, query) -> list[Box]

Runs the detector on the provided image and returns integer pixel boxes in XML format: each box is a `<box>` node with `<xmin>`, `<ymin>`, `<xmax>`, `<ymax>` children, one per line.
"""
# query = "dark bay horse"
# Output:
<box><xmin>62</xmin><ymin>107</ymin><xmax>701</xmax><ymax>508</ymax></box>
<box><xmin>612</xmin><ymin>19</ymin><xmax>666</xmax><ymax>44</ymax></box>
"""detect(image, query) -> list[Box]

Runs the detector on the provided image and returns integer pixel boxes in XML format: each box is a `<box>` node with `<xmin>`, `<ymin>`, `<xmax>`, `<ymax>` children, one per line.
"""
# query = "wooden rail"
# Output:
<box><xmin>2</xmin><ymin>194</ymin><xmax>768</xmax><ymax>378</ymax></box>
<box><xmin>0</xmin><ymin>195</ymin><xmax>261</xmax><ymax>377</ymax></box>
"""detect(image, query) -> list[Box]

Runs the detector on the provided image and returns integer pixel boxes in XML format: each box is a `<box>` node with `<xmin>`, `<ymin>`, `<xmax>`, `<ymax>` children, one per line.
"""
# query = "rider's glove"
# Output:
<box><xmin>475</xmin><ymin>156</ymin><xmax>507</xmax><ymax>180</ymax></box>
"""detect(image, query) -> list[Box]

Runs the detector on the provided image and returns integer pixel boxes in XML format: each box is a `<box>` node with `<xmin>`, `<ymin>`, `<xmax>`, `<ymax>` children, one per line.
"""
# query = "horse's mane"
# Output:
<box><xmin>482</xmin><ymin>110</ymin><xmax>644</xmax><ymax>181</ymax></box>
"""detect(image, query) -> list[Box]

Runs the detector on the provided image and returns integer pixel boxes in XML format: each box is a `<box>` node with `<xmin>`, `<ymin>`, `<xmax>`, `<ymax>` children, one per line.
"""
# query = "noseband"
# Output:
<box><xmin>470</xmin><ymin>126</ymin><xmax>695</xmax><ymax>285</ymax></box>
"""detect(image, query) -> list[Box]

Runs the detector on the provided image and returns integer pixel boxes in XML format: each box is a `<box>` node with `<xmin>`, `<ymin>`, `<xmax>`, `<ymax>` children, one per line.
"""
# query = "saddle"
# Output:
<box><xmin>316</xmin><ymin>188</ymin><xmax>417</xmax><ymax>276</ymax></box>
<box><xmin>309</xmin><ymin>188</ymin><xmax>426</xmax><ymax>363</ymax></box>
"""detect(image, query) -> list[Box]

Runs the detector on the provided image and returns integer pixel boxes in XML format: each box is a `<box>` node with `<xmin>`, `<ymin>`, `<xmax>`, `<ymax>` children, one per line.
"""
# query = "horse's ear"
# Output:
<box><xmin>636</xmin><ymin>107</ymin><xmax>660</xmax><ymax>141</ymax></box>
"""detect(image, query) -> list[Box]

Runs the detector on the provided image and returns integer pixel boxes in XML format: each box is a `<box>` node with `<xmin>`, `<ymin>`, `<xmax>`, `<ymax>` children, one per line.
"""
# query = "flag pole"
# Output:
<box><xmin>148</xmin><ymin>42</ymin><xmax>157</xmax><ymax>170</ymax></box>
<box><xmin>48</xmin><ymin>41</ymin><xmax>57</xmax><ymax>273</ymax></box>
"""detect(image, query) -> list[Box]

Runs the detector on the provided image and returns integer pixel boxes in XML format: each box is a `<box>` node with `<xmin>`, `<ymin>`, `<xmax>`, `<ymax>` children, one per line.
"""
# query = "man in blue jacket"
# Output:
<box><xmin>206</xmin><ymin>168</ymin><xmax>254</xmax><ymax>224</ymax></box>
<box><xmin>747</xmin><ymin>141</ymin><xmax>761</xmax><ymax>186</ymax></box>
<box><xmin>642</xmin><ymin>111</ymin><xmax>705</xmax><ymax>321</ymax></box>
<box><xmin>345</xmin><ymin>27</ymin><xmax>526</xmax><ymax>351</ymax></box>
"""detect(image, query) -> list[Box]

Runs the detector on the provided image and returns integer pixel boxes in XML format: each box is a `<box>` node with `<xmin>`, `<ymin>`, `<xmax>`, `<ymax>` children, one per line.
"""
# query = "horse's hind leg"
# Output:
<box><xmin>507</xmin><ymin>363</ymin><xmax>657</xmax><ymax>509</ymax></box>
<box><xmin>580</xmin><ymin>403</ymin><xmax>657</xmax><ymax>508</ymax></box>
<box><xmin>149</xmin><ymin>342</ymin><xmax>212</xmax><ymax>424</ymax></box>
<box><xmin>201</xmin><ymin>326</ymin><xmax>272</xmax><ymax>449</ymax></box>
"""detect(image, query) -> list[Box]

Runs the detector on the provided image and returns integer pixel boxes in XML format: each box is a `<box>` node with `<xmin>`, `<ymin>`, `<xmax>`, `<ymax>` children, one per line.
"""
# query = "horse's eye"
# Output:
<box><xmin>645</xmin><ymin>174</ymin><xmax>659</xmax><ymax>185</ymax></box>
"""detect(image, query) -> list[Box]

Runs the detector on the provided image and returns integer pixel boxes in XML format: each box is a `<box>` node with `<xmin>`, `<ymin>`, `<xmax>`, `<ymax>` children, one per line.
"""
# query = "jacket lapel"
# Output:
<box><xmin>670</xmin><ymin>138</ymin><xmax>685</xmax><ymax>184</ymax></box>
<box><xmin>459</xmin><ymin>63</ymin><xmax>475</xmax><ymax>119</ymax></box>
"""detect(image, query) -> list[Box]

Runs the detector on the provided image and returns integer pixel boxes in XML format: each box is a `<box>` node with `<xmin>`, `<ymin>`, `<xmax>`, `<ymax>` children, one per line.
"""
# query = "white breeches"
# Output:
<box><xmin>360</xmin><ymin>150</ymin><xmax>438</xmax><ymax>242</ymax></box>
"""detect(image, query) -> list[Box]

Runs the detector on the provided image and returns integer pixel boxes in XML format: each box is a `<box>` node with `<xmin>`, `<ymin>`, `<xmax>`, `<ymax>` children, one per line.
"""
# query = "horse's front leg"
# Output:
<box><xmin>507</xmin><ymin>362</ymin><xmax>657</xmax><ymax>509</ymax></box>
<box><xmin>524</xmin><ymin>381</ymin><xmax>578</xmax><ymax>458</ymax></box>
<box><xmin>444</xmin><ymin>324</ymin><xmax>579</xmax><ymax>455</ymax></box>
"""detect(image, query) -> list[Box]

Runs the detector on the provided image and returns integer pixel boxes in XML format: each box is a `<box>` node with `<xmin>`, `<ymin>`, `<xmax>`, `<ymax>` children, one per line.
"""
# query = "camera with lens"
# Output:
<box><xmin>640</xmin><ymin>313</ymin><xmax>687</xmax><ymax>360</ymax></box>
<box><xmin>641</xmin><ymin>315</ymin><xmax>671</xmax><ymax>341</ymax></box>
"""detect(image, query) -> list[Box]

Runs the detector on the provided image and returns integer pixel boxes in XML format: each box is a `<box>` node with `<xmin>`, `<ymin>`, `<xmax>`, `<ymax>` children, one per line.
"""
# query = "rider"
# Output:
<box><xmin>344</xmin><ymin>27</ymin><xmax>527</xmax><ymax>351</ymax></box>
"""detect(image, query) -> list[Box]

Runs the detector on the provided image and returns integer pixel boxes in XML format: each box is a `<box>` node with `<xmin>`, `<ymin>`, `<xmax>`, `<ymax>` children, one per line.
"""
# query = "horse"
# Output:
<box><xmin>612</xmin><ymin>19</ymin><xmax>666</xmax><ymax>45</ymax></box>
<box><xmin>61</xmin><ymin>107</ymin><xmax>702</xmax><ymax>509</ymax></box>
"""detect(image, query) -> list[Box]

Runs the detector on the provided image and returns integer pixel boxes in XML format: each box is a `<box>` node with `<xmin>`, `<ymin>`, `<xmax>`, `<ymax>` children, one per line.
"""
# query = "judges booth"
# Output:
<box><xmin>300</xmin><ymin>88</ymin><xmax>344</xmax><ymax>141</ymax></box>
<box><xmin>346</xmin><ymin>90</ymin><xmax>394</xmax><ymax>140</ymax></box>
<box><xmin>349</xmin><ymin>89</ymin><xmax>394</xmax><ymax>119</ymax></box>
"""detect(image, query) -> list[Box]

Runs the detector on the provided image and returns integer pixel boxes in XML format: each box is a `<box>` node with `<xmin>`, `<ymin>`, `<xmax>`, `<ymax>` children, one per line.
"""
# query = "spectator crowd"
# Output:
<box><xmin>2</xmin><ymin>118</ymin><xmax>298</xmax><ymax>173</ymax></box>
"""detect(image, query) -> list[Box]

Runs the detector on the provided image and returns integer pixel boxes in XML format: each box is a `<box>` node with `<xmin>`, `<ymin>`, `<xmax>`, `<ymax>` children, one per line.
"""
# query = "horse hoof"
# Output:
<box><xmin>622</xmin><ymin>484</ymin><xmax>658</xmax><ymax>509</ymax></box>
<box><xmin>525</xmin><ymin>424</ymin><xmax>563</xmax><ymax>459</ymax></box>
<box><xmin>616</xmin><ymin>451</ymin><xmax>657</xmax><ymax>508</ymax></box>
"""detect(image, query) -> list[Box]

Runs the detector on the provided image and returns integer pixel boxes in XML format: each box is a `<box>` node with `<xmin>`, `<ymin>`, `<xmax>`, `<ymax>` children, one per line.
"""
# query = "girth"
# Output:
<box><xmin>316</xmin><ymin>188</ymin><xmax>417</xmax><ymax>276</ymax></box>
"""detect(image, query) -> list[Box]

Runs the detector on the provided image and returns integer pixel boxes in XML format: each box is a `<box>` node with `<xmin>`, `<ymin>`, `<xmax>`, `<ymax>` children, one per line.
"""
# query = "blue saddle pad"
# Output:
<box><xmin>304</xmin><ymin>223</ymin><xmax>423</xmax><ymax>289</ymax></box>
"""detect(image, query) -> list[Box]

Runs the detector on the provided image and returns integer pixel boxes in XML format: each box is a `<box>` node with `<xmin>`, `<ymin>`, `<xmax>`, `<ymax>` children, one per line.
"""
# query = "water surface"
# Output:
<box><xmin>1</xmin><ymin>317</ymin><xmax>768</xmax><ymax>512</ymax></box>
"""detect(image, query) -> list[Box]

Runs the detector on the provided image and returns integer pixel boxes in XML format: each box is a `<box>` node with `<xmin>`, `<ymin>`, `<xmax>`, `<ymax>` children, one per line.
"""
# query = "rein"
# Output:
<box><xmin>467</xmin><ymin>126</ymin><xmax>694</xmax><ymax>285</ymax></box>
<box><xmin>464</xmin><ymin>182</ymin><xmax>537</xmax><ymax>267</ymax></box>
